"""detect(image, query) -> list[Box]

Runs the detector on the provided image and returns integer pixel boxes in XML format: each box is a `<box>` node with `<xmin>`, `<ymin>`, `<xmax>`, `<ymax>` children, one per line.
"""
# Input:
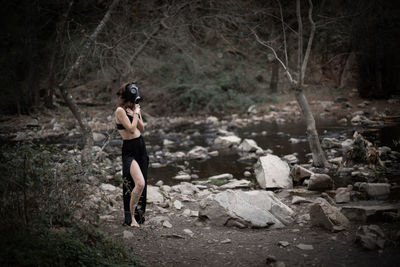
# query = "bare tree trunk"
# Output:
<box><xmin>57</xmin><ymin>0</ymin><xmax>121</xmax><ymax>164</ymax></box>
<box><xmin>295</xmin><ymin>0</ymin><xmax>329</xmax><ymax>167</ymax></box>
<box><xmin>270</xmin><ymin>58</ymin><xmax>279</xmax><ymax>93</ymax></box>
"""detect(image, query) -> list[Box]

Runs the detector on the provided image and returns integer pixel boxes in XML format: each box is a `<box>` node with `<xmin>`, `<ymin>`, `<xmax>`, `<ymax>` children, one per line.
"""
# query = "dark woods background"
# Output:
<box><xmin>1</xmin><ymin>0</ymin><xmax>399</xmax><ymax>115</ymax></box>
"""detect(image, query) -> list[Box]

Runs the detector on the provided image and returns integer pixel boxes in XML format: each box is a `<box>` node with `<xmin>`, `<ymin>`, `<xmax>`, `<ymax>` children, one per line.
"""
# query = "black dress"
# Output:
<box><xmin>117</xmin><ymin>114</ymin><xmax>149</xmax><ymax>225</ymax></box>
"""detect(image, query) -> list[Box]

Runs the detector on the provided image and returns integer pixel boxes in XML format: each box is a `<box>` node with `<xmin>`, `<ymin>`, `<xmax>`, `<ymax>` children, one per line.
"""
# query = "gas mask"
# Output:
<box><xmin>124</xmin><ymin>83</ymin><xmax>142</xmax><ymax>104</ymax></box>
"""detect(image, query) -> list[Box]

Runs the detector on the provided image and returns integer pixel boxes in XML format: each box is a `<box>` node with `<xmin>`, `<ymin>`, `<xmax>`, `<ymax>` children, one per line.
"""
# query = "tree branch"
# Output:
<box><xmin>301</xmin><ymin>0</ymin><xmax>316</xmax><ymax>85</ymax></box>
<box><xmin>251</xmin><ymin>28</ymin><xmax>295</xmax><ymax>84</ymax></box>
<box><xmin>296</xmin><ymin>0</ymin><xmax>303</xmax><ymax>85</ymax></box>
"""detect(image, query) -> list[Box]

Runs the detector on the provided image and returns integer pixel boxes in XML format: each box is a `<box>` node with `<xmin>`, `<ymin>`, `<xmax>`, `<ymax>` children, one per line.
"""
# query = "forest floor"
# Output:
<box><xmin>1</xmin><ymin>87</ymin><xmax>400</xmax><ymax>267</ymax></box>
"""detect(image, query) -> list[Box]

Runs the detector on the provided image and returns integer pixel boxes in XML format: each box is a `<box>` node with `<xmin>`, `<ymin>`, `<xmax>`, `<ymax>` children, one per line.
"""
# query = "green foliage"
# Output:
<box><xmin>0</xmin><ymin>223</ymin><xmax>141</xmax><ymax>267</ymax></box>
<box><xmin>147</xmin><ymin>48</ymin><xmax>274</xmax><ymax>114</ymax></box>
<box><xmin>0</xmin><ymin>143</ymin><xmax>140</xmax><ymax>266</ymax></box>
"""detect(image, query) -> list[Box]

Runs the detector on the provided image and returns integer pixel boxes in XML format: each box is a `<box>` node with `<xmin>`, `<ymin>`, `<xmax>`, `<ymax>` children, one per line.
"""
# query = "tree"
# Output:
<box><xmin>253</xmin><ymin>0</ymin><xmax>329</xmax><ymax>167</ymax></box>
<box><xmin>57</xmin><ymin>0</ymin><xmax>121</xmax><ymax>164</ymax></box>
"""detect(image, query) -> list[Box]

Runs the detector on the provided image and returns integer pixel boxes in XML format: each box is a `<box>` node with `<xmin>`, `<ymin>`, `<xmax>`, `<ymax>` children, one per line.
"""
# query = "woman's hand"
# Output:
<box><xmin>126</xmin><ymin>108</ymin><xmax>134</xmax><ymax>117</ymax></box>
<box><xmin>134</xmin><ymin>105</ymin><xmax>141</xmax><ymax>115</ymax></box>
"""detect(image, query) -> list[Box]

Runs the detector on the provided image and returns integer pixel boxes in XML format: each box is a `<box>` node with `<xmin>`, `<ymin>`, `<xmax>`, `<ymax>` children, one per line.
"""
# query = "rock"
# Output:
<box><xmin>307</xmin><ymin>174</ymin><xmax>333</xmax><ymax>191</ymax></box>
<box><xmin>199</xmin><ymin>190</ymin><xmax>294</xmax><ymax>228</ymax></box>
<box><xmin>291</xmin><ymin>165</ymin><xmax>314</xmax><ymax>183</ymax></box>
<box><xmin>282</xmin><ymin>154</ymin><xmax>299</xmax><ymax>164</ymax></box>
<box><xmin>291</xmin><ymin>196</ymin><xmax>313</xmax><ymax>205</ymax></box>
<box><xmin>278</xmin><ymin>241</ymin><xmax>290</xmax><ymax>247</ymax></box>
<box><xmin>187</xmin><ymin>146</ymin><xmax>208</xmax><ymax>160</ymax></box>
<box><xmin>160</xmin><ymin>185</ymin><xmax>172</xmax><ymax>193</ymax></box>
<box><xmin>206</xmin><ymin>116</ymin><xmax>219</xmax><ymax>124</ymax></box>
<box><xmin>321</xmin><ymin>192</ymin><xmax>336</xmax><ymax>205</ymax></box>
<box><xmin>244</xmin><ymin>171</ymin><xmax>251</xmax><ymax>177</ymax></box>
<box><xmin>208</xmin><ymin>173</ymin><xmax>233</xmax><ymax>182</ymax></box>
<box><xmin>220</xmin><ymin>238</ymin><xmax>231</xmax><ymax>244</ymax></box>
<box><xmin>321</xmin><ymin>138</ymin><xmax>342</xmax><ymax>149</ymax></box>
<box><xmin>341</xmin><ymin>202</ymin><xmax>400</xmax><ymax>223</ymax></box>
<box><xmin>26</xmin><ymin>119</ymin><xmax>39</xmax><ymax>127</ymax></box>
<box><xmin>219</xmin><ymin>179</ymin><xmax>251</xmax><ymax>189</ymax></box>
<box><xmin>238</xmin><ymin>139</ymin><xmax>263</xmax><ymax>153</ymax></box>
<box><xmin>93</xmin><ymin>132</ymin><xmax>106</xmax><ymax>142</ymax></box>
<box><xmin>173</xmin><ymin>200</ymin><xmax>183</xmax><ymax>210</ymax></box>
<box><xmin>208</xmin><ymin>150</ymin><xmax>219</xmax><ymax>157</ymax></box>
<box><xmin>309</xmin><ymin>198</ymin><xmax>350</xmax><ymax>232</ymax></box>
<box><xmin>173</xmin><ymin>173</ymin><xmax>192</xmax><ymax>181</ymax></box>
<box><xmin>163</xmin><ymin>220</ymin><xmax>172</xmax><ymax>228</ymax></box>
<box><xmin>254</xmin><ymin>155</ymin><xmax>292</xmax><ymax>189</ymax></box>
<box><xmin>214</xmin><ymin>135</ymin><xmax>242</xmax><ymax>148</ymax></box>
<box><xmin>147</xmin><ymin>185</ymin><xmax>165</xmax><ymax>204</ymax></box>
<box><xmin>163</xmin><ymin>139</ymin><xmax>174</xmax><ymax>146</ymax></box>
<box><xmin>356</xmin><ymin>225</ymin><xmax>386</xmax><ymax>250</ymax></box>
<box><xmin>155</xmin><ymin>180</ymin><xmax>164</xmax><ymax>187</ymax></box>
<box><xmin>183</xmin><ymin>229</ymin><xmax>194</xmax><ymax>237</ymax></box>
<box><xmin>335</xmin><ymin>186</ymin><xmax>352</xmax><ymax>203</ymax></box>
<box><xmin>359</xmin><ymin>183</ymin><xmax>390</xmax><ymax>199</ymax></box>
<box><xmin>296</xmin><ymin>244</ymin><xmax>314</xmax><ymax>250</ymax></box>
<box><xmin>289</xmin><ymin>138</ymin><xmax>302</xmax><ymax>144</ymax></box>
<box><xmin>172</xmin><ymin>182</ymin><xmax>199</xmax><ymax>195</ymax></box>
<box><xmin>100</xmin><ymin>183</ymin><xmax>119</xmax><ymax>193</ymax></box>
<box><xmin>123</xmin><ymin>230</ymin><xmax>134</xmax><ymax>239</ymax></box>
<box><xmin>341</xmin><ymin>139</ymin><xmax>354</xmax><ymax>149</ymax></box>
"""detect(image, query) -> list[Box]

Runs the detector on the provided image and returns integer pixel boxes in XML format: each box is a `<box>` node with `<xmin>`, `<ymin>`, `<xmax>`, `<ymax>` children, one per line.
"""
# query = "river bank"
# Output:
<box><xmin>1</xmin><ymin>89</ymin><xmax>400</xmax><ymax>266</ymax></box>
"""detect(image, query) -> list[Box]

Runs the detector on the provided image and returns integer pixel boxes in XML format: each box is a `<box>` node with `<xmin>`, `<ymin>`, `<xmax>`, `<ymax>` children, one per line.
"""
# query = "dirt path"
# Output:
<box><xmin>100</xmin><ymin>200</ymin><xmax>400</xmax><ymax>267</ymax></box>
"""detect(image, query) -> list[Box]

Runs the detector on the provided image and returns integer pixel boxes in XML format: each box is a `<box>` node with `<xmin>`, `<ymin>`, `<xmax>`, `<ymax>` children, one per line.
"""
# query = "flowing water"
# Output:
<box><xmin>145</xmin><ymin>118</ymin><xmax>400</xmax><ymax>186</ymax></box>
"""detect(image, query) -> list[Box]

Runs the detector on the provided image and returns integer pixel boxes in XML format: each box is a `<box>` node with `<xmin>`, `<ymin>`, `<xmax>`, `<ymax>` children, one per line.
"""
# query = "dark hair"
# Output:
<box><xmin>116</xmin><ymin>82</ymin><xmax>134</xmax><ymax>109</ymax></box>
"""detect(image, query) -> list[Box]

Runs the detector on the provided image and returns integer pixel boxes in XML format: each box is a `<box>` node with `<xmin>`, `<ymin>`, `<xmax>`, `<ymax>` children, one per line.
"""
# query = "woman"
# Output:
<box><xmin>115</xmin><ymin>82</ymin><xmax>148</xmax><ymax>227</ymax></box>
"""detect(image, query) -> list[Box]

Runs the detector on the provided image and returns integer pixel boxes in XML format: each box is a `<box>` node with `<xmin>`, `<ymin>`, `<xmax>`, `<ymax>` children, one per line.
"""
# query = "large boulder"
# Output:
<box><xmin>309</xmin><ymin>198</ymin><xmax>350</xmax><ymax>232</ymax></box>
<box><xmin>238</xmin><ymin>139</ymin><xmax>263</xmax><ymax>153</ymax></box>
<box><xmin>254</xmin><ymin>155</ymin><xmax>292</xmax><ymax>189</ymax></box>
<box><xmin>199</xmin><ymin>190</ymin><xmax>294</xmax><ymax>228</ymax></box>
<box><xmin>307</xmin><ymin>174</ymin><xmax>333</xmax><ymax>191</ymax></box>
<box><xmin>359</xmin><ymin>183</ymin><xmax>391</xmax><ymax>199</ymax></box>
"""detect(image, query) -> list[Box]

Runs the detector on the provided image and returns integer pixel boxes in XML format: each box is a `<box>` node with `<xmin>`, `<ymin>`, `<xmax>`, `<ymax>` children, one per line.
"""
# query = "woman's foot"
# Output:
<box><xmin>130</xmin><ymin>219</ymin><xmax>140</xmax><ymax>228</ymax></box>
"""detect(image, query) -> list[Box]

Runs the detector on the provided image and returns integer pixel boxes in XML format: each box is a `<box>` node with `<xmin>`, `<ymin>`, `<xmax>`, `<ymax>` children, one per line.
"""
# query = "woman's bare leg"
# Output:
<box><xmin>129</xmin><ymin>160</ymin><xmax>145</xmax><ymax>227</ymax></box>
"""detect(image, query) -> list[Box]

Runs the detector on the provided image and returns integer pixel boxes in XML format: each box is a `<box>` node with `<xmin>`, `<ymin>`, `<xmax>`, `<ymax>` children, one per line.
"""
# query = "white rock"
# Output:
<box><xmin>163</xmin><ymin>220</ymin><xmax>172</xmax><ymax>228</ymax></box>
<box><xmin>335</xmin><ymin>187</ymin><xmax>351</xmax><ymax>203</ymax></box>
<box><xmin>208</xmin><ymin>173</ymin><xmax>233</xmax><ymax>181</ymax></box>
<box><xmin>173</xmin><ymin>200</ymin><xmax>183</xmax><ymax>210</ymax></box>
<box><xmin>173</xmin><ymin>174</ymin><xmax>191</xmax><ymax>180</ymax></box>
<box><xmin>155</xmin><ymin>180</ymin><xmax>164</xmax><ymax>187</ymax></box>
<box><xmin>93</xmin><ymin>132</ymin><xmax>106</xmax><ymax>142</ymax></box>
<box><xmin>214</xmin><ymin>135</ymin><xmax>242</xmax><ymax>147</ymax></box>
<box><xmin>282</xmin><ymin>154</ymin><xmax>299</xmax><ymax>164</ymax></box>
<box><xmin>289</xmin><ymin>138</ymin><xmax>301</xmax><ymax>144</ymax></box>
<box><xmin>172</xmin><ymin>182</ymin><xmax>199</xmax><ymax>195</ymax></box>
<box><xmin>147</xmin><ymin>185</ymin><xmax>165</xmax><ymax>204</ymax></box>
<box><xmin>254</xmin><ymin>155</ymin><xmax>292</xmax><ymax>189</ymax></box>
<box><xmin>296</xmin><ymin>244</ymin><xmax>314</xmax><ymax>250</ymax></box>
<box><xmin>163</xmin><ymin>139</ymin><xmax>174</xmax><ymax>146</ymax></box>
<box><xmin>206</xmin><ymin>116</ymin><xmax>219</xmax><ymax>124</ymax></box>
<box><xmin>100</xmin><ymin>183</ymin><xmax>119</xmax><ymax>193</ymax></box>
<box><xmin>238</xmin><ymin>139</ymin><xmax>263</xmax><ymax>152</ymax></box>
<box><xmin>220</xmin><ymin>238</ymin><xmax>231</xmax><ymax>244</ymax></box>
<box><xmin>244</xmin><ymin>171</ymin><xmax>251</xmax><ymax>177</ymax></box>
<box><xmin>199</xmin><ymin>190</ymin><xmax>294</xmax><ymax>228</ymax></box>
<box><xmin>219</xmin><ymin>179</ymin><xmax>251</xmax><ymax>189</ymax></box>
<box><xmin>183</xmin><ymin>229</ymin><xmax>194</xmax><ymax>237</ymax></box>
<box><xmin>187</xmin><ymin>146</ymin><xmax>208</xmax><ymax>160</ymax></box>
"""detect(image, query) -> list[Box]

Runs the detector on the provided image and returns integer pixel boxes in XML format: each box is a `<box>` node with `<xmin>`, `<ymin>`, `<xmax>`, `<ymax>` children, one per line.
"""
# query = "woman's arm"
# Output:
<box><xmin>116</xmin><ymin>107</ymin><xmax>139</xmax><ymax>133</ymax></box>
<box><xmin>137</xmin><ymin>112</ymin><xmax>144</xmax><ymax>132</ymax></box>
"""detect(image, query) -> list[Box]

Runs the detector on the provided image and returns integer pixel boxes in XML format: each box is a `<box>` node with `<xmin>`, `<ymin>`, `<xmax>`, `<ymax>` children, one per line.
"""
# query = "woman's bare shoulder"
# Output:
<box><xmin>115</xmin><ymin>107</ymin><xmax>125</xmax><ymax>114</ymax></box>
